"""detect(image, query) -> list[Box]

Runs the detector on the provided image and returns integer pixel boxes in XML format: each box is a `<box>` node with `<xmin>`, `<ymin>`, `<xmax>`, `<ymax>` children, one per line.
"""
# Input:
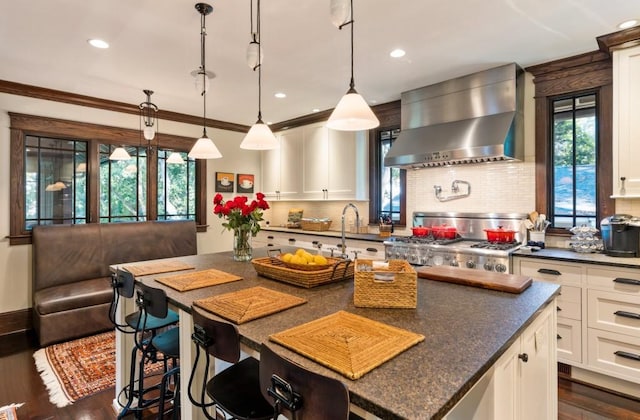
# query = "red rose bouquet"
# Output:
<box><xmin>213</xmin><ymin>192</ymin><xmax>269</xmax><ymax>237</ymax></box>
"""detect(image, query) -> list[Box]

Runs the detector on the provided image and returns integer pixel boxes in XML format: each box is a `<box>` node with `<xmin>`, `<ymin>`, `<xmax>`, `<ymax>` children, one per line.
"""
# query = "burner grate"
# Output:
<box><xmin>470</xmin><ymin>241</ymin><xmax>520</xmax><ymax>251</ymax></box>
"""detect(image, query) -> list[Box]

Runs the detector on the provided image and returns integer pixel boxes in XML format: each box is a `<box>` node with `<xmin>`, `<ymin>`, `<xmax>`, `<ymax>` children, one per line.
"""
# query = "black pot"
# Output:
<box><xmin>601</xmin><ymin>215</ymin><xmax>640</xmax><ymax>257</ymax></box>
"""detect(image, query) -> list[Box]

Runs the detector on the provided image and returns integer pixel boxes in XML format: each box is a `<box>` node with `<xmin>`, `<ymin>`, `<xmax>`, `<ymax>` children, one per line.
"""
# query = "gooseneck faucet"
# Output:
<box><xmin>341</xmin><ymin>203</ymin><xmax>360</xmax><ymax>259</ymax></box>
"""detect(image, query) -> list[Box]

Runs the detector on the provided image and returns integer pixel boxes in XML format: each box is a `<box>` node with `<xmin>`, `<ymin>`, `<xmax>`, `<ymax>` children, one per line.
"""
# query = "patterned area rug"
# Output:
<box><xmin>33</xmin><ymin>330</ymin><xmax>162</xmax><ymax>408</ymax></box>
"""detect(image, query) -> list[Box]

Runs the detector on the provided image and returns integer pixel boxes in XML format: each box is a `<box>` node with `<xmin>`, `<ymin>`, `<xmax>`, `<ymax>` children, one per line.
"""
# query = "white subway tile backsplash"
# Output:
<box><xmin>406</xmin><ymin>161</ymin><xmax>536</xmax><ymax>218</ymax></box>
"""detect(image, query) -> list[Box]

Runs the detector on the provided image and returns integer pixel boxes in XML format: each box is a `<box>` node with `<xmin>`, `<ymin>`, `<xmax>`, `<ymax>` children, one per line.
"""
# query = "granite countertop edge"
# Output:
<box><xmin>513</xmin><ymin>247</ymin><xmax>640</xmax><ymax>268</ymax></box>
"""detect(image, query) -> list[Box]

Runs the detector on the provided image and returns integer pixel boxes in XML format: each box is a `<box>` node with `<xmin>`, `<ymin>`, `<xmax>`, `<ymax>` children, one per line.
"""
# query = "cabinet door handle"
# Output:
<box><xmin>518</xmin><ymin>353</ymin><xmax>529</xmax><ymax>363</ymax></box>
<box><xmin>557</xmin><ymin>334</ymin><xmax>562</xmax><ymax>340</ymax></box>
<box><xmin>614</xmin><ymin>310</ymin><xmax>640</xmax><ymax>320</ymax></box>
<box><xmin>556</xmin><ymin>306</ymin><xmax>562</xmax><ymax>312</ymax></box>
<box><xmin>613</xmin><ymin>277</ymin><xmax>640</xmax><ymax>286</ymax></box>
<box><xmin>614</xmin><ymin>351</ymin><xmax>640</xmax><ymax>362</ymax></box>
<box><xmin>538</xmin><ymin>268</ymin><xmax>562</xmax><ymax>276</ymax></box>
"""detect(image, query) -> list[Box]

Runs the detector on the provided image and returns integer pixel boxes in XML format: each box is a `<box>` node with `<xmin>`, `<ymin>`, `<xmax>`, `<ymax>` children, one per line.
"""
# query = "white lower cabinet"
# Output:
<box><xmin>513</xmin><ymin>255</ymin><xmax>640</xmax><ymax>388</ymax></box>
<box><xmin>444</xmin><ymin>301</ymin><xmax>557</xmax><ymax>420</ymax></box>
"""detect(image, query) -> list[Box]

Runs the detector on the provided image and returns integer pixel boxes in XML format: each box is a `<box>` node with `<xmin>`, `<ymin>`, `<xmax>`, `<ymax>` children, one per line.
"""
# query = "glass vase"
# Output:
<box><xmin>233</xmin><ymin>227</ymin><xmax>252</xmax><ymax>261</ymax></box>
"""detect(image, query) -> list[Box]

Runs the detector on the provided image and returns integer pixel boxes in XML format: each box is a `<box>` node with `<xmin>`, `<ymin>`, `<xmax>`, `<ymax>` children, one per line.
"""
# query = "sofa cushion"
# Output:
<box><xmin>34</xmin><ymin>277</ymin><xmax>112</xmax><ymax>315</ymax></box>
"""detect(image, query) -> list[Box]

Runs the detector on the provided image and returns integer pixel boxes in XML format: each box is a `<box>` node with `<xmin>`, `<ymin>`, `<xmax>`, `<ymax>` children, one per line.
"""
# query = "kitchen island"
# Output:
<box><xmin>114</xmin><ymin>247</ymin><xmax>559</xmax><ymax>419</ymax></box>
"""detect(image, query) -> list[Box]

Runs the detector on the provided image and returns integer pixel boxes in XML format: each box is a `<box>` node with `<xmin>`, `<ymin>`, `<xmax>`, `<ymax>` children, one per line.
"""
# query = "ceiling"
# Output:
<box><xmin>1</xmin><ymin>1</ymin><xmax>637</xmax><ymax>127</ymax></box>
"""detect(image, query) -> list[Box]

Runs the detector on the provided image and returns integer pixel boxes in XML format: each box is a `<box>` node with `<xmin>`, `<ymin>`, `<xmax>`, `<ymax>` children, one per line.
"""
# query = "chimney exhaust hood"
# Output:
<box><xmin>384</xmin><ymin>63</ymin><xmax>524</xmax><ymax>169</ymax></box>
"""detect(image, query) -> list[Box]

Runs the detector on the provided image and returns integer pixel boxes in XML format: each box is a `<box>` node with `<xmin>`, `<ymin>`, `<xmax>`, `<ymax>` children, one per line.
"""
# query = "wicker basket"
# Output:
<box><xmin>300</xmin><ymin>219</ymin><xmax>332</xmax><ymax>231</ymax></box>
<box><xmin>354</xmin><ymin>259</ymin><xmax>417</xmax><ymax>308</ymax></box>
<box><xmin>252</xmin><ymin>256</ymin><xmax>353</xmax><ymax>288</ymax></box>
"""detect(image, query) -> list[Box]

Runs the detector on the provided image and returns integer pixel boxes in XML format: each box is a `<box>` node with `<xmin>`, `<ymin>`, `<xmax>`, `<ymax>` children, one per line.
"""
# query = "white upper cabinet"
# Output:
<box><xmin>261</xmin><ymin>128</ymin><xmax>303</xmax><ymax>199</ymax></box>
<box><xmin>302</xmin><ymin>123</ymin><xmax>359</xmax><ymax>200</ymax></box>
<box><xmin>264</xmin><ymin>121</ymin><xmax>367</xmax><ymax>201</ymax></box>
<box><xmin>612</xmin><ymin>44</ymin><xmax>640</xmax><ymax>197</ymax></box>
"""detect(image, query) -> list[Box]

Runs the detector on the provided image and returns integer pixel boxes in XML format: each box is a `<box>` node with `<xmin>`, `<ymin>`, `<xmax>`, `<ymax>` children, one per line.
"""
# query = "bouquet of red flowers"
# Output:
<box><xmin>213</xmin><ymin>192</ymin><xmax>269</xmax><ymax>236</ymax></box>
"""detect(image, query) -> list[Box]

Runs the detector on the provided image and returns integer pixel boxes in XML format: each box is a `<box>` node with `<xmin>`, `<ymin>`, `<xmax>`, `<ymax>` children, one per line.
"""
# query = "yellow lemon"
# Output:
<box><xmin>282</xmin><ymin>253</ymin><xmax>293</xmax><ymax>263</ymax></box>
<box><xmin>303</xmin><ymin>253</ymin><xmax>314</xmax><ymax>263</ymax></box>
<box><xmin>314</xmin><ymin>255</ymin><xmax>328</xmax><ymax>265</ymax></box>
<box><xmin>295</xmin><ymin>248</ymin><xmax>306</xmax><ymax>256</ymax></box>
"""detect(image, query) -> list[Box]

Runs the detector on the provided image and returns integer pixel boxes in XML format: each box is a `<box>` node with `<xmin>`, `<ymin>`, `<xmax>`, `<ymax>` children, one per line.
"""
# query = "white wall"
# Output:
<box><xmin>0</xmin><ymin>93</ymin><xmax>261</xmax><ymax>313</ymax></box>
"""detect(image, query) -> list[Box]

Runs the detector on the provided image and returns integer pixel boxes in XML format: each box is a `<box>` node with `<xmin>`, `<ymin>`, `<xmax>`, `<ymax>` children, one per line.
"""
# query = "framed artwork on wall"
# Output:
<box><xmin>237</xmin><ymin>174</ymin><xmax>255</xmax><ymax>193</ymax></box>
<box><xmin>215</xmin><ymin>172</ymin><xmax>234</xmax><ymax>192</ymax></box>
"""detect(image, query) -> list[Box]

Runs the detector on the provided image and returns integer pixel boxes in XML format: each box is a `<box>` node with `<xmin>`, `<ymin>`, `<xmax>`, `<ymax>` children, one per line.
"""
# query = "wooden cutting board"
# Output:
<box><xmin>416</xmin><ymin>266</ymin><xmax>532</xmax><ymax>294</ymax></box>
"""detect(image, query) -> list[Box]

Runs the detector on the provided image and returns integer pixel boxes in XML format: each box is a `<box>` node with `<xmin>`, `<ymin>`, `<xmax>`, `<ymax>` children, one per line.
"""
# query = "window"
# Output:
<box><xmin>527</xmin><ymin>51</ymin><xmax>614</xmax><ymax>234</ymax></box>
<box><xmin>157</xmin><ymin>150</ymin><xmax>196</xmax><ymax>220</ymax></box>
<box><xmin>378</xmin><ymin>128</ymin><xmax>402</xmax><ymax>223</ymax></box>
<box><xmin>24</xmin><ymin>135</ymin><xmax>88</xmax><ymax>228</ymax></box>
<box><xmin>367</xmin><ymin>101</ymin><xmax>405</xmax><ymax>226</ymax></box>
<box><xmin>99</xmin><ymin>145</ymin><xmax>148</xmax><ymax>223</ymax></box>
<box><xmin>9</xmin><ymin>113</ymin><xmax>206</xmax><ymax>245</ymax></box>
<box><xmin>551</xmin><ymin>93</ymin><xmax>598</xmax><ymax>228</ymax></box>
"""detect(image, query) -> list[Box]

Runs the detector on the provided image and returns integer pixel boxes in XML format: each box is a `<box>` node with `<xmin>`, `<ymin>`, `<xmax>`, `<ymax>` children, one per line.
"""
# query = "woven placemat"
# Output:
<box><xmin>193</xmin><ymin>286</ymin><xmax>307</xmax><ymax>324</ymax></box>
<box><xmin>122</xmin><ymin>260</ymin><xmax>194</xmax><ymax>276</ymax></box>
<box><xmin>270</xmin><ymin>310</ymin><xmax>424</xmax><ymax>380</ymax></box>
<box><xmin>155</xmin><ymin>268</ymin><xmax>242</xmax><ymax>292</ymax></box>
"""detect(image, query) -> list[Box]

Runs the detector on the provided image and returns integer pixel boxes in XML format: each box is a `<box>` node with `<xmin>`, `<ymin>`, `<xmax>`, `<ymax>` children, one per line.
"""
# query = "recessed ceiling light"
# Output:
<box><xmin>390</xmin><ymin>48</ymin><xmax>406</xmax><ymax>58</ymax></box>
<box><xmin>312</xmin><ymin>108</ymin><xmax>320</xmax><ymax>113</ymax></box>
<box><xmin>274</xmin><ymin>92</ymin><xmax>286</xmax><ymax>99</ymax></box>
<box><xmin>88</xmin><ymin>39</ymin><xmax>109</xmax><ymax>49</ymax></box>
<box><xmin>618</xmin><ymin>19</ymin><xmax>639</xmax><ymax>29</ymax></box>
<box><xmin>266</xmin><ymin>121</ymin><xmax>273</xmax><ymax>125</ymax></box>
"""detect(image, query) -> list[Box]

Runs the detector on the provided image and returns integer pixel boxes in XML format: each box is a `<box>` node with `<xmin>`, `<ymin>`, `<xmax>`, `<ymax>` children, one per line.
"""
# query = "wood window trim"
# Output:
<box><xmin>526</xmin><ymin>51</ymin><xmax>614</xmax><ymax>235</ymax></box>
<box><xmin>366</xmin><ymin>101</ymin><xmax>407</xmax><ymax>227</ymax></box>
<box><xmin>8</xmin><ymin>113</ymin><xmax>207</xmax><ymax>245</ymax></box>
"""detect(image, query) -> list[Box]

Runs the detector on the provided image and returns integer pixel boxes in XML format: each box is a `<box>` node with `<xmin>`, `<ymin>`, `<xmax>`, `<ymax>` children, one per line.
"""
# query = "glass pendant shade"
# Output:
<box><xmin>143</xmin><ymin>125</ymin><xmax>156</xmax><ymax>141</ymax></box>
<box><xmin>188</xmin><ymin>134</ymin><xmax>222</xmax><ymax>159</ymax></box>
<box><xmin>240</xmin><ymin>120</ymin><xmax>278</xmax><ymax>150</ymax></box>
<box><xmin>167</xmin><ymin>152</ymin><xmax>186</xmax><ymax>164</ymax></box>
<box><xmin>246</xmin><ymin>39</ymin><xmax>263</xmax><ymax>70</ymax></box>
<box><xmin>109</xmin><ymin>146</ymin><xmax>132</xmax><ymax>160</ymax></box>
<box><xmin>327</xmin><ymin>89</ymin><xmax>380</xmax><ymax>131</ymax></box>
<box><xmin>330</xmin><ymin>0</ymin><xmax>351</xmax><ymax>27</ymax></box>
<box><xmin>193</xmin><ymin>69</ymin><xmax>211</xmax><ymax>95</ymax></box>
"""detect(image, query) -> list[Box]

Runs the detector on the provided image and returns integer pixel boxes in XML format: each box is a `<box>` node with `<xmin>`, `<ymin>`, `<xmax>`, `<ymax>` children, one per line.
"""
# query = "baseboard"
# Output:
<box><xmin>0</xmin><ymin>308</ymin><xmax>32</xmax><ymax>336</ymax></box>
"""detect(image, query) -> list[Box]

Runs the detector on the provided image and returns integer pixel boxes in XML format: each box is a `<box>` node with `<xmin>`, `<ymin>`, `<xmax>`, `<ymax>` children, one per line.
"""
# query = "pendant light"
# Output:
<box><xmin>139</xmin><ymin>89</ymin><xmax>158</xmax><ymax>141</ymax></box>
<box><xmin>326</xmin><ymin>0</ymin><xmax>379</xmax><ymax>131</ymax></box>
<box><xmin>109</xmin><ymin>146</ymin><xmax>131</xmax><ymax>160</ymax></box>
<box><xmin>240</xmin><ymin>0</ymin><xmax>278</xmax><ymax>150</ymax></box>
<box><xmin>189</xmin><ymin>3</ymin><xmax>222</xmax><ymax>160</ymax></box>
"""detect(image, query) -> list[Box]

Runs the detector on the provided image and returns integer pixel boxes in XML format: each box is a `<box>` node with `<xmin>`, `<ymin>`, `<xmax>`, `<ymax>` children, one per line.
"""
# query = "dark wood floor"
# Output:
<box><xmin>2</xmin><ymin>332</ymin><xmax>639</xmax><ymax>419</ymax></box>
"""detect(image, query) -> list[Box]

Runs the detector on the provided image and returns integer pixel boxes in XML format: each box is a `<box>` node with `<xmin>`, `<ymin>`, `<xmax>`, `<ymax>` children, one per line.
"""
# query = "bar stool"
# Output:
<box><xmin>259</xmin><ymin>343</ymin><xmax>350</xmax><ymax>420</ymax></box>
<box><xmin>187</xmin><ymin>307</ymin><xmax>273</xmax><ymax>420</ymax></box>
<box><xmin>113</xmin><ymin>275</ymin><xmax>181</xmax><ymax>419</ymax></box>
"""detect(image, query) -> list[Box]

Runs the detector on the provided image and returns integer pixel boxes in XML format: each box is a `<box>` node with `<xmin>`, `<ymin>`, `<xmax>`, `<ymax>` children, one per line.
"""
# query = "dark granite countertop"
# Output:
<box><xmin>136</xmin><ymin>247</ymin><xmax>559</xmax><ymax>419</ymax></box>
<box><xmin>513</xmin><ymin>247</ymin><xmax>640</xmax><ymax>268</ymax></box>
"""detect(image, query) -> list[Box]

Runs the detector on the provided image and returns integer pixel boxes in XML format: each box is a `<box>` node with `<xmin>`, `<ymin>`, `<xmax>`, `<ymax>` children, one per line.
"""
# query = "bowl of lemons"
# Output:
<box><xmin>278</xmin><ymin>248</ymin><xmax>333</xmax><ymax>271</ymax></box>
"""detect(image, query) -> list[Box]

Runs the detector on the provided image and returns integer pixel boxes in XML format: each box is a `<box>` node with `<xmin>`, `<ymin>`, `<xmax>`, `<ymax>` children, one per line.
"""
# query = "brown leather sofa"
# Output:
<box><xmin>32</xmin><ymin>220</ymin><xmax>197</xmax><ymax>346</ymax></box>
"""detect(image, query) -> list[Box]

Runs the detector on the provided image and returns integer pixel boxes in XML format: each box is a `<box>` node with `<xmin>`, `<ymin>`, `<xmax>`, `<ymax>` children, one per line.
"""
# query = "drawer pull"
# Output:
<box><xmin>267</xmin><ymin>235</ymin><xmax>274</xmax><ymax>239</ymax></box>
<box><xmin>614</xmin><ymin>310</ymin><xmax>640</xmax><ymax>320</ymax></box>
<box><xmin>538</xmin><ymin>268</ymin><xmax>561</xmax><ymax>276</ymax></box>
<box><xmin>288</xmin><ymin>238</ymin><xmax>296</xmax><ymax>243</ymax></box>
<box><xmin>556</xmin><ymin>306</ymin><xmax>562</xmax><ymax>312</ymax></box>
<box><xmin>614</xmin><ymin>351</ymin><xmax>640</xmax><ymax>362</ymax></box>
<box><xmin>613</xmin><ymin>277</ymin><xmax>640</xmax><ymax>286</ymax></box>
<box><xmin>557</xmin><ymin>334</ymin><xmax>562</xmax><ymax>340</ymax></box>
<box><xmin>366</xmin><ymin>247</ymin><xmax>379</xmax><ymax>252</ymax></box>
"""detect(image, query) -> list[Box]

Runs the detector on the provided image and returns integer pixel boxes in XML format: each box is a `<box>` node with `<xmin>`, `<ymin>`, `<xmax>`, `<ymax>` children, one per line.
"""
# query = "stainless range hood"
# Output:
<box><xmin>384</xmin><ymin>63</ymin><xmax>524</xmax><ymax>168</ymax></box>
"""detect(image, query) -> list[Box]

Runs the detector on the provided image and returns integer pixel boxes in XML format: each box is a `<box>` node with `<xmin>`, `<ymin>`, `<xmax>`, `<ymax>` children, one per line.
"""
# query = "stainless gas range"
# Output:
<box><xmin>384</xmin><ymin>212</ymin><xmax>527</xmax><ymax>273</ymax></box>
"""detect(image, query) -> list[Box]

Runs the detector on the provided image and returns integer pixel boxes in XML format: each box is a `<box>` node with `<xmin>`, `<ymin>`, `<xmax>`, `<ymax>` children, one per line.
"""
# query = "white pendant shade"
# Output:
<box><xmin>109</xmin><ymin>146</ymin><xmax>132</xmax><ymax>160</ymax></box>
<box><xmin>330</xmin><ymin>0</ymin><xmax>351</xmax><ymax>27</ymax></box>
<box><xmin>143</xmin><ymin>125</ymin><xmax>156</xmax><ymax>140</ymax></box>
<box><xmin>166</xmin><ymin>152</ymin><xmax>186</xmax><ymax>164</ymax></box>
<box><xmin>327</xmin><ymin>90</ymin><xmax>380</xmax><ymax>131</ymax></box>
<box><xmin>240</xmin><ymin>121</ymin><xmax>279</xmax><ymax>150</ymax></box>
<box><xmin>246</xmin><ymin>40</ymin><xmax>263</xmax><ymax>70</ymax></box>
<box><xmin>188</xmin><ymin>134</ymin><xmax>222</xmax><ymax>159</ymax></box>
